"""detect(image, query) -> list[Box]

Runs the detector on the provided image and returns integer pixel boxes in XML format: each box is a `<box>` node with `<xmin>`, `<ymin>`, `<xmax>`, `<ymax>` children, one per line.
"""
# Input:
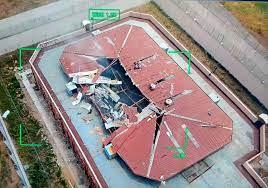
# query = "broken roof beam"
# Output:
<box><xmin>96</xmin><ymin>76</ymin><xmax>122</xmax><ymax>85</ymax></box>
<box><xmin>164</xmin><ymin>121</ymin><xmax>185</xmax><ymax>156</ymax></box>
<box><xmin>181</xmin><ymin>124</ymin><xmax>200</xmax><ymax>148</ymax></box>
<box><xmin>101</xmin><ymin>84</ymin><xmax>120</xmax><ymax>102</ymax></box>
<box><xmin>72</xmin><ymin>75</ymin><xmax>122</xmax><ymax>85</ymax></box>
<box><xmin>100</xmin><ymin>58</ymin><xmax>118</xmax><ymax>75</ymax></box>
<box><xmin>136</xmin><ymin>103</ymin><xmax>157</xmax><ymax>123</ymax></box>
<box><xmin>117</xmin><ymin>25</ymin><xmax>133</xmax><ymax>57</ymax></box>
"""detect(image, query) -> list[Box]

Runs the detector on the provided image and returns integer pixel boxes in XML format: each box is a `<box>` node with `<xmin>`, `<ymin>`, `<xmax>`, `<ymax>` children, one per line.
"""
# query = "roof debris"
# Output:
<box><xmin>72</xmin><ymin>92</ymin><xmax>83</xmax><ymax>106</ymax></box>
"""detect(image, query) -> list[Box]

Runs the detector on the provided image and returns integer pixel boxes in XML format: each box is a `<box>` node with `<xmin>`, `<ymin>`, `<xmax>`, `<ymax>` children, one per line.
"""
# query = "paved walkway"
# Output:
<box><xmin>154</xmin><ymin>0</ymin><xmax>268</xmax><ymax>109</ymax></box>
<box><xmin>0</xmin><ymin>0</ymin><xmax>150</xmax><ymax>56</ymax></box>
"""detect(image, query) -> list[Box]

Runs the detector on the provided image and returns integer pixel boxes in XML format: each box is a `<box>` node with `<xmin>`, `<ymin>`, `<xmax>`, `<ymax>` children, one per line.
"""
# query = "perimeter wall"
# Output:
<box><xmin>29</xmin><ymin>11</ymin><xmax>264</xmax><ymax>187</ymax></box>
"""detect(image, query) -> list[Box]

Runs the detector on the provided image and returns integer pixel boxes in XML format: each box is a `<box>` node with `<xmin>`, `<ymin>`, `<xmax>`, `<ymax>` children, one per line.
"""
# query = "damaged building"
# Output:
<box><xmin>30</xmin><ymin>13</ymin><xmax>232</xmax><ymax>187</ymax></box>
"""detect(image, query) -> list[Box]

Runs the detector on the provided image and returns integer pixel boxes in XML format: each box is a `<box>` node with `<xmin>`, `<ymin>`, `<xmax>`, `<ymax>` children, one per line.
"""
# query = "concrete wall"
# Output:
<box><xmin>153</xmin><ymin>0</ymin><xmax>268</xmax><ymax>109</ymax></box>
<box><xmin>243</xmin><ymin>125</ymin><xmax>267</xmax><ymax>188</ymax></box>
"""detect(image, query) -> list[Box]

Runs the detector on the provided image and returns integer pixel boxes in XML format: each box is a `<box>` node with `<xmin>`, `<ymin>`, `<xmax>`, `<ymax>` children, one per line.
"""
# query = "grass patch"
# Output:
<box><xmin>224</xmin><ymin>2</ymin><xmax>268</xmax><ymax>46</ymax></box>
<box><xmin>255</xmin><ymin>2</ymin><xmax>268</xmax><ymax>13</ymax></box>
<box><xmin>132</xmin><ymin>2</ymin><xmax>267</xmax><ymax>115</ymax></box>
<box><xmin>0</xmin><ymin>46</ymin><xmax>67</xmax><ymax>188</ymax></box>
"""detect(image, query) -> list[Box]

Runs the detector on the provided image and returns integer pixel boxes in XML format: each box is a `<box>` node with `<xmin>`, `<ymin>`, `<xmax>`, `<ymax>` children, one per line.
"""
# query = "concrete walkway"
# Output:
<box><xmin>0</xmin><ymin>0</ymin><xmax>150</xmax><ymax>55</ymax></box>
<box><xmin>154</xmin><ymin>0</ymin><xmax>268</xmax><ymax>109</ymax></box>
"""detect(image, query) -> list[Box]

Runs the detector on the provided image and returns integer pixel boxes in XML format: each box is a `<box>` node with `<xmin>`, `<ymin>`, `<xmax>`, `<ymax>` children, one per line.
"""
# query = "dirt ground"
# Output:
<box><xmin>0</xmin><ymin>139</ymin><xmax>20</xmax><ymax>188</ymax></box>
<box><xmin>0</xmin><ymin>0</ymin><xmax>58</xmax><ymax>20</ymax></box>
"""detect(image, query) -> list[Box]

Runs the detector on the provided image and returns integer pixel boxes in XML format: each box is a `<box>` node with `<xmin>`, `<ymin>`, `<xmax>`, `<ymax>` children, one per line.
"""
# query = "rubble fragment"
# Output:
<box><xmin>72</xmin><ymin>92</ymin><xmax>83</xmax><ymax>106</ymax></box>
<box><xmin>65</xmin><ymin>82</ymin><xmax>77</xmax><ymax>96</ymax></box>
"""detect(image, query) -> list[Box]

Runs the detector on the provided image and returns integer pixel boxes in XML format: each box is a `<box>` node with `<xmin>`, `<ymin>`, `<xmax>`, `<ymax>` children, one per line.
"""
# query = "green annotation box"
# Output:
<box><xmin>167</xmin><ymin>50</ymin><xmax>192</xmax><ymax>74</ymax></box>
<box><xmin>166</xmin><ymin>127</ymin><xmax>189</xmax><ymax>159</ymax></box>
<box><xmin>88</xmin><ymin>8</ymin><xmax>120</xmax><ymax>21</ymax></box>
<box><xmin>18</xmin><ymin>47</ymin><xmax>41</xmax><ymax>71</ymax></box>
<box><xmin>19</xmin><ymin>124</ymin><xmax>41</xmax><ymax>147</ymax></box>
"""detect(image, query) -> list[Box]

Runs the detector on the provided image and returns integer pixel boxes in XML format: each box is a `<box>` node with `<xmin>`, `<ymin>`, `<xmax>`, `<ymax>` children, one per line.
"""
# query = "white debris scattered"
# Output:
<box><xmin>2</xmin><ymin>110</ymin><xmax>10</xmax><ymax>119</ymax></box>
<box><xmin>72</xmin><ymin>92</ymin><xmax>83</xmax><ymax>106</ymax></box>
<box><xmin>72</xmin><ymin>75</ymin><xmax>122</xmax><ymax>85</ymax></box>
<box><xmin>105</xmin><ymin>122</ymin><xmax>121</xmax><ymax>129</ymax></box>
<box><xmin>65</xmin><ymin>82</ymin><xmax>77</xmax><ymax>95</ymax></box>
<box><xmin>89</xmin><ymin>85</ymin><xmax>96</xmax><ymax>93</ymax></box>
<box><xmin>69</xmin><ymin>69</ymin><xmax>98</xmax><ymax>78</ymax></box>
<box><xmin>96</xmin><ymin>76</ymin><xmax>122</xmax><ymax>85</ymax></box>
<box><xmin>72</xmin><ymin>74</ymin><xmax>96</xmax><ymax>84</ymax></box>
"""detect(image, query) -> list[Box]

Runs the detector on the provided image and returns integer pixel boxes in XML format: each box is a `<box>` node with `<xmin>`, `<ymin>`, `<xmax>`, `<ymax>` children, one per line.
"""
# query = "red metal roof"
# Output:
<box><xmin>60</xmin><ymin>25</ymin><xmax>232</xmax><ymax>181</ymax></box>
<box><xmin>60</xmin><ymin>52</ymin><xmax>103</xmax><ymax>77</ymax></box>
<box><xmin>63</xmin><ymin>25</ymin><xmax>132</xmax><ymax>58</ymax></box>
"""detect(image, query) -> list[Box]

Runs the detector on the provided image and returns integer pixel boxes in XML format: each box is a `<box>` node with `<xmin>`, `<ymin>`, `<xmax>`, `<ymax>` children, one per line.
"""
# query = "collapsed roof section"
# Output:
<box><xmin>59</xmin><ymin>24</ymin><xmax>233</xmax><ymax>181</ymax></box>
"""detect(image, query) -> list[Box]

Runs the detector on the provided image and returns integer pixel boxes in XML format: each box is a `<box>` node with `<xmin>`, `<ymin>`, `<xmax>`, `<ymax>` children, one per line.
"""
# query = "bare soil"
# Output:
<box><xmin>0</xmin><ymin>139</ymin><xmax>20</xmax><ymax>188</ymax></box>
<box><xmin>0</xmin><ymin>0</ymin><xmax>58</xmax><ymax>20</ymax></box>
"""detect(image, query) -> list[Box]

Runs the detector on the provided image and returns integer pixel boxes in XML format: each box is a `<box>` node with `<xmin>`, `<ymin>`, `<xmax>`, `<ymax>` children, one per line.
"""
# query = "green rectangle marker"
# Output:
<box><xmin>88</xmin><ymin>8</ymin><xmax>120</xmax><ymax>21</ymax></box>
<box><xmin>167</xmin><ymin>49</ymin><xmax>192</xmax><ymax>74</ymax></box>
<box><xmin>166</xmin><ymin>127</ymin><xmax>189</xmax><ymax>159</ymax></box>
<box><xmin>18</xmin><ymin>47</ymin><xmax>41</xmax><ymax>71</ymax></box>
<box><xmin>19</xmin><ymin>124</ymin><xmax>41</xmax><ymax>147</ymax></box>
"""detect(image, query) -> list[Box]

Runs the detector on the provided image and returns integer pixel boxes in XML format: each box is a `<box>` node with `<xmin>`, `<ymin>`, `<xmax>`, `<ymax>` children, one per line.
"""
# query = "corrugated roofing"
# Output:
<box><xmin>60</xmin><ymin>24</ymin><xmax>232</xmax><ymax>181</ymax></box>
